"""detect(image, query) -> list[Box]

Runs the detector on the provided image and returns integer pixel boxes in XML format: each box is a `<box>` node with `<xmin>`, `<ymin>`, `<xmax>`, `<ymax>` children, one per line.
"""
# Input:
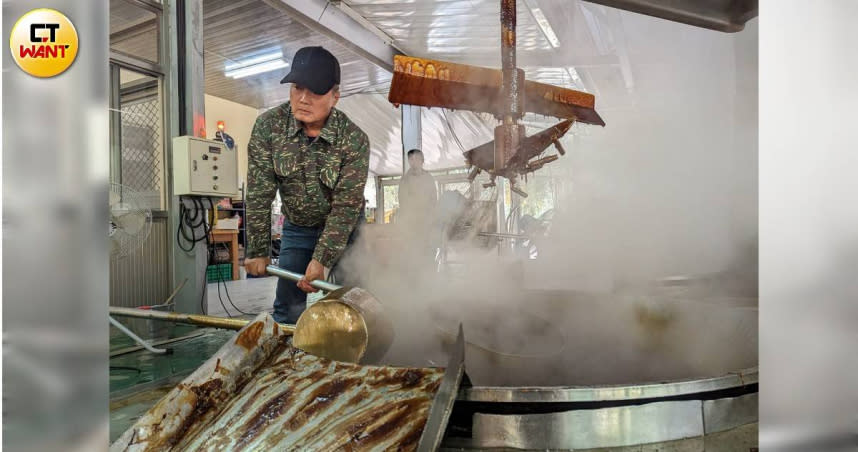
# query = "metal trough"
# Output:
<box><xmin>383</xmin><ymin>289</ymin><xmax>758</xmax><ymax>450</ymax></box>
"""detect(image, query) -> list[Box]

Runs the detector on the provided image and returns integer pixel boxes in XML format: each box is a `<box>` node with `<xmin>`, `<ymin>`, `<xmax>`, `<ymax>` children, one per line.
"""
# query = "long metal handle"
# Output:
<box><xmin>109</xmin><ymin>306</ymin><xmax>295</xmax><ymax>334</ymax></box>
<box><xmin>265</xmin><ymin>265</ymin><xmax>343</xmax><ymax>292</ymax></box>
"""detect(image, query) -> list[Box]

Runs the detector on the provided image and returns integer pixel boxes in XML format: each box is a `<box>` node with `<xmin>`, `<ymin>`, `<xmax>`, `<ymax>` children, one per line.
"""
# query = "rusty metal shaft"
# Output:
<box><xmin>500</xmin><ymin>0</ymin><xmax>521</xmax><ymax>121</ymax></box>
<box><xmin>498</xmin><ymin>0</ymin><xmax>525</xmax><ymax>175</ymax></box>
<box><xmin>109</xmin><ymin>306</ymin><xmax>296</xmax><ymax>334</ymax></box>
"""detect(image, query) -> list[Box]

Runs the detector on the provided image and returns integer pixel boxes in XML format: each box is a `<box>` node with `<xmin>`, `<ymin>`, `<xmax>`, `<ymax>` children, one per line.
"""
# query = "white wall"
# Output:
<box><xmin>204</xmin><ymin>94</ymin><xmax>259</xmax><ymax>194</ymax></box>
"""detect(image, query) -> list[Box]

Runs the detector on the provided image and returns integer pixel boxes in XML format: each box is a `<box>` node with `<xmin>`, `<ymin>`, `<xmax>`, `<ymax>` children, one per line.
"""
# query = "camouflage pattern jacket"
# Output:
<box><xmin>246</xmin><ymin>102</ymin><xmax>369</xmax><ymax>268</ymax></box>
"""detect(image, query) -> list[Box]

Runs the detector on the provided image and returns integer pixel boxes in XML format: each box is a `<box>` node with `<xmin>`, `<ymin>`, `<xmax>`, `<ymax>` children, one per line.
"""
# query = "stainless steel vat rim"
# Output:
<box><xmin>459</xmin><ymin>367</ymin><xmax>758</xmax><ymax>402</ymax></box>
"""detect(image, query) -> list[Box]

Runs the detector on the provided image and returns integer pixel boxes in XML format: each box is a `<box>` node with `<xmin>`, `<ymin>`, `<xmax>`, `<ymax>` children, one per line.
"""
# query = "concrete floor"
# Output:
<box><xmin>204</xmin><ymin>273</ymin><xmax>276</xmax><ymax>318</ymax></box>
<box><xmin>204</xmin><ymin>272</ymin><xmax>327</xmax><ymax>319</ymax></box>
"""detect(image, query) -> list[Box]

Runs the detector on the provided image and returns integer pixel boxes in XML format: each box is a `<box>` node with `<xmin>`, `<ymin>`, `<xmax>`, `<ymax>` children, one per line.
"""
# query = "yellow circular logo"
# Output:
<box><xmin>9</xmin><ymin>8</ymin><xmax>79</xmax><ymax>78</ymax></box>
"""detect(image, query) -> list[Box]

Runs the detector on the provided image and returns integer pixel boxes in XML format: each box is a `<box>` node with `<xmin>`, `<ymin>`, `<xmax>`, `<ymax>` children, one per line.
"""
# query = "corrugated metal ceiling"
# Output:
<box><xmin>110</xmin><ymin>0</ymin><xmax>160</xmax><ymax>64</ymax></box>
<box><xmin>200</xmin><ymin>0</ymin><xmax>625</xmax><ymax>107</ymax></box>
<box><xmin>344</xmin><ymin>0</ymin><xmax>623</xmax><ymax>91</ymax></box>
<box><xmin>111</xmin><ymin>0</ymin><xmax>755</xmax><ymax>176</ymax></box>
<box><xmin>203</xmin><ymin>0</ymin><xmax>392</xmax><ymax>108</ymax></box>
<box><xmin>344</xmin><ymin>0</ymin><xmax>555</xmax><ymax>59</ymax></box>
<box><xmin>214</xmin><ymin>0</ymin><xmax>619</xmax><ymax>175</ymax></box>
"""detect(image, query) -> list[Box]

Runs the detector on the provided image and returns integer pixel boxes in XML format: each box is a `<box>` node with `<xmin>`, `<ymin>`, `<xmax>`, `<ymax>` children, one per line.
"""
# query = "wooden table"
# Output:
<box><xmin>209</xmin><ymin>229</ymin><xmax>240</xmax><ymax>280</ymax></box>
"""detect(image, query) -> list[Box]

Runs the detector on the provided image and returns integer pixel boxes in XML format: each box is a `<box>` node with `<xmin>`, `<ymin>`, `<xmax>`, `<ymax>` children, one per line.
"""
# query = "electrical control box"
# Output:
<box><xmin>172</xmin><ymin>136</ymin><xmax>239</xmax><ymax>197</ymax></box>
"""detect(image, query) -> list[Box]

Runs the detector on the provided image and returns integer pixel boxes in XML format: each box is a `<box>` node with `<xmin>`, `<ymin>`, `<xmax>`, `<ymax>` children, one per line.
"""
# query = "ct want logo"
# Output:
<box><xmin>9</xmin><ymin>8</ymin><xmax>79</xmax><ymax>78</ymax></box>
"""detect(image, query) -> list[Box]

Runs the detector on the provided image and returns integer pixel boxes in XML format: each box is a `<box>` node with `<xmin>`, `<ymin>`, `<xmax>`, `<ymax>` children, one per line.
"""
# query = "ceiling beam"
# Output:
<box><xmin>262</xmin><ymin>0</ymin><xmax>403</xmax><ymax>72</ymax></box>
<box><xmin>329</xmin><ymin>1</ymin><xmax>401</xmax><ymax>51</ymax></box>
<box><xmin>429</xmin><ymin>51</ymin><xmax>621</xmax><ymax>70</ymax></box>
<box><xmin>580</xmin><ymin>0</ymin><xmax>758</xmax><ymax>33</ymax></box>
<box><xmin>110</xmin><ymin>17</ymin><xmax>158</xmax><ymax>43</ymax></box>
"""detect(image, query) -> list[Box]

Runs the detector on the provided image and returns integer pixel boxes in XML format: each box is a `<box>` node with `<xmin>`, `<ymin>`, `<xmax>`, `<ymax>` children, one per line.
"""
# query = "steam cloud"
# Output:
<box><xmin>339</xmin><ymin>13</ymin><xmax>758</xmax><ymax>386</ymax></box>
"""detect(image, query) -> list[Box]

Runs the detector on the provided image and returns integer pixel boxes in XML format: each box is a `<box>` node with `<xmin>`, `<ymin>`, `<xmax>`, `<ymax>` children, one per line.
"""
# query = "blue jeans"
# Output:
<box><xmin>273</xmin><ymin>219</ymin><xmax>360</xmax><ymax>324</ymax></box>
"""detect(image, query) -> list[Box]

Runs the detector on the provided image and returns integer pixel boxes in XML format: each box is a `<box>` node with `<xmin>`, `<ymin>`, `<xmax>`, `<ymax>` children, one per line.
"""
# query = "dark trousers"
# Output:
<box><xmin>273</xmin><ymin>219</ymin><xmax>360</xmax><ymax>324</ymax></box>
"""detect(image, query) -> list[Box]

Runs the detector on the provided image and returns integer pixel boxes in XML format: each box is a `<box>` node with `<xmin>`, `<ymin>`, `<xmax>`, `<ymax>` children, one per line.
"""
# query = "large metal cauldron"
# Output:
<box><xmin>381</xmin><ymin>287</ymin><xmax>758</xmax><ymax>450</ymax></box>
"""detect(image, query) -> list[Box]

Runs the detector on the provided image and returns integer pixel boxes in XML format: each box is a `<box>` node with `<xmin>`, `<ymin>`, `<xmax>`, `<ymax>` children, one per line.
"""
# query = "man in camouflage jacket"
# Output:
<box><xmin>244</xmin><ymin>46</ymin><xmax>369</xmax><ymax>324</ymax></box>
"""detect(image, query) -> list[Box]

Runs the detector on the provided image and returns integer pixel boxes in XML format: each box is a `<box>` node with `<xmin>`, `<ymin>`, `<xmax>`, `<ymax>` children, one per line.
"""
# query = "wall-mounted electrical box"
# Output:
<box><xmin>172</xmin><ymin>136</ymin><xmax>239</xmax><ymax>197</ymax></box>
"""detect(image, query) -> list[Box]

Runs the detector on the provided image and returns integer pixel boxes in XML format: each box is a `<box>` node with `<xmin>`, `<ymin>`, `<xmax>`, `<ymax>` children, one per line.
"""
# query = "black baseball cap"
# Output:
<box><xmin>280</xmin><ymin>46</ymin><xmax>341</xmax><ymax>95</ymax></box>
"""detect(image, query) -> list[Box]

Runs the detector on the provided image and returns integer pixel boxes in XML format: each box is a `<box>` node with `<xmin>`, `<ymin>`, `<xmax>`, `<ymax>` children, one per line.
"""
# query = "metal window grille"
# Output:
<box><xmin>119</xmin><ymin>82</ymin><xmax>164</xmax><ymax>211</ymax></box>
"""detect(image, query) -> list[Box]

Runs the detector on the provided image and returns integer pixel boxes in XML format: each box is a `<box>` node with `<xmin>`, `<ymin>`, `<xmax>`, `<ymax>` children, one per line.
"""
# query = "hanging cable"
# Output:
<box><xmin>215</xmin><ymin>240</ymin><xmax>253</xmax><ymax>317</ymax></box>
<box><xmin>181</xmin><ymin>196</ymin><xmax>261</xmax><ymax>317</ymax></box>
<box><xmin>204</xmin><ymin>197</ymin><xmax>255</xmax><ymax>317</ymax></box>
<box><xmin>199</xmin><ymin>197</ymin><xmax>233</xmax><ymax>317</ymax></box>
<box><xmin>175</xmin><ymin>196</ymin><xmax>215</xmax><ymax>313</ymax></box>
<box><xmin>176</xmin><ymin>199</ymin><xmax>204</xmax><ymax>314</ymax></box>
<box><xmin>177</xmin><ymin>195</ymin><xmax>211</xmax><ymax>252</ymax></box>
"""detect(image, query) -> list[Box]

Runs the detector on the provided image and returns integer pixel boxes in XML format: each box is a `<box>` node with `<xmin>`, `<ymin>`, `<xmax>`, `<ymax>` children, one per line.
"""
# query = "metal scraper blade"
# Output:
<box><xmin>464</xmin><ymin>119</ymin><xmax>575</xmax><ymax>175</ymax></box>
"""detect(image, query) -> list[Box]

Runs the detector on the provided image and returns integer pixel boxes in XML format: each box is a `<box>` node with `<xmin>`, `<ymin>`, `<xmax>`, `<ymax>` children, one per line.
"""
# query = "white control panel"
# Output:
<box><xmin>172</xmin><ymin>136</ymin><xmax>239</xmax><ymax>197</ymax></box>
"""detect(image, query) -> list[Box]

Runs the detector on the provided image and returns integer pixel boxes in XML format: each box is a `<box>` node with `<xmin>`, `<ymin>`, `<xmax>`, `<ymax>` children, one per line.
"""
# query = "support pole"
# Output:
<box><xmin>171</xmin><ymin>0</ymin><xmax>210</xmax><ymax>315</ymax></box>
<box><xmin>184</xmin><ymin>0</ymin><xmax>206</xmax><ymax>138</ymax></box>
<box><xmin>401</xmin><ymin>104</ymin><xmax>422</xmax><ymax>174</ymax></box>
<box><xmin>496</xmin><ymin>0</ymin><xmax>525</xmax><ymax>178</ymax></box>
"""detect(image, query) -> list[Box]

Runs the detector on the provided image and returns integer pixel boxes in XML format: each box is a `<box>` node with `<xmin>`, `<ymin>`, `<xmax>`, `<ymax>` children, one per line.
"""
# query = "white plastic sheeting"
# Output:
<box><xmin>337</xmin><ymin>94</ymin><xmax>497</xmax><ymax>176</ymax></box>
<box><xmin>337</xmin><ymin>93</ymin><xmax>582</xmax><ymax>176</ymax></box>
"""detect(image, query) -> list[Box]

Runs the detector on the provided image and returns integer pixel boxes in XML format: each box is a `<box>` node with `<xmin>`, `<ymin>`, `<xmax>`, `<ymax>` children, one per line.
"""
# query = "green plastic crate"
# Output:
<box><xmin>206</xmin><ymin>264</ymin><xmax>232</xmax><ymax>282</ymax></box>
